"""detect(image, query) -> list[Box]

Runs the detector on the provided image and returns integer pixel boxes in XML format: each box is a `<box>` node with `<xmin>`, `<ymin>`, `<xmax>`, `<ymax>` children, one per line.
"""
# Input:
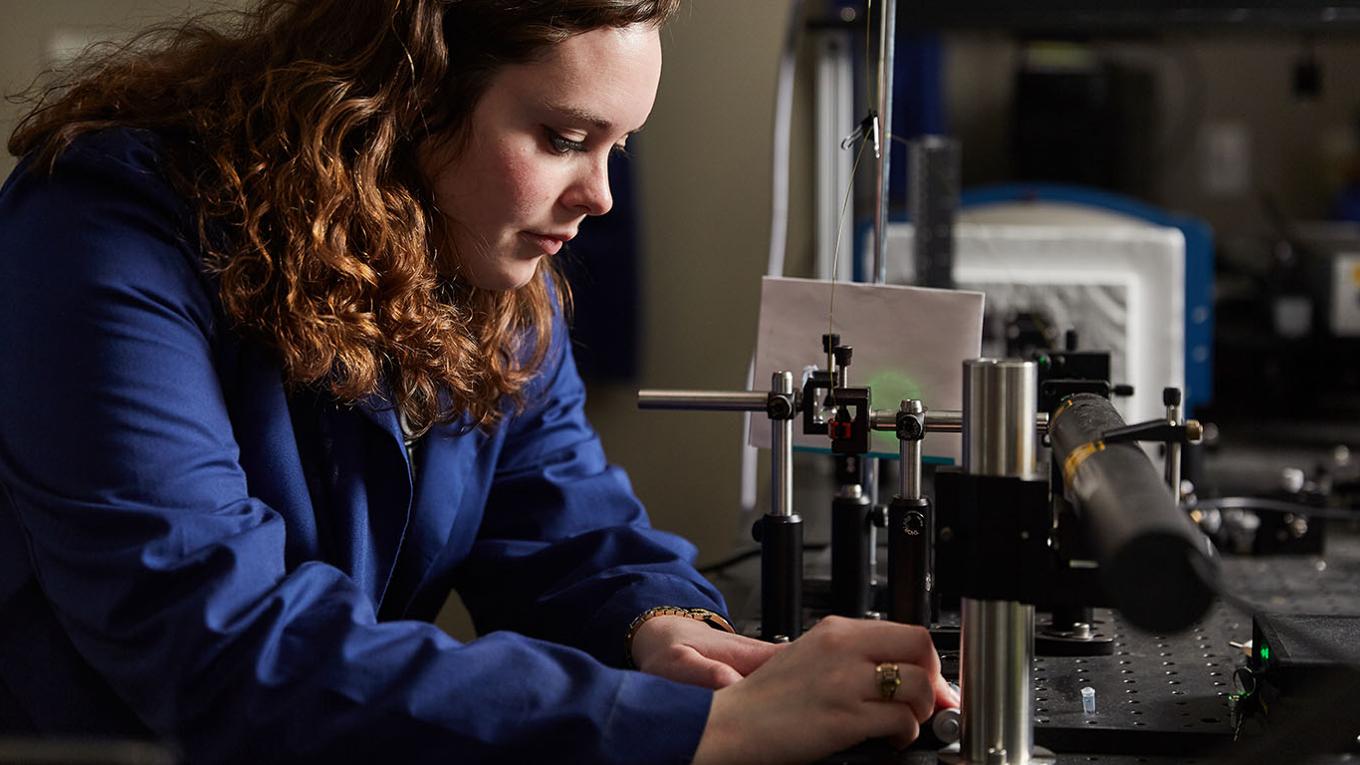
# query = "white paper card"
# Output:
<box><xmin>749</xmin><ymin>276</ymin><xmax>985</xmax><ymax>463</ymax></box>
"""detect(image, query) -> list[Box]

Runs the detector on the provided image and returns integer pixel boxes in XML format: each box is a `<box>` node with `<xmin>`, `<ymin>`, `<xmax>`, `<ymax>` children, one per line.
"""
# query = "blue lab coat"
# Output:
<box><xmin>0</xmin><ymin>129</ymin><xmax>721</xmax><ymax>763</ymax></box>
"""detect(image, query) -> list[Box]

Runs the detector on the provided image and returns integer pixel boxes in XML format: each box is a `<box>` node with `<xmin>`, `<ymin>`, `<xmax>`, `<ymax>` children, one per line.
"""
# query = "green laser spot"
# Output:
<box><xmin>864</xmin><ymin>370</ymin><xmax>925</xmax><ymax>409</ymax></box>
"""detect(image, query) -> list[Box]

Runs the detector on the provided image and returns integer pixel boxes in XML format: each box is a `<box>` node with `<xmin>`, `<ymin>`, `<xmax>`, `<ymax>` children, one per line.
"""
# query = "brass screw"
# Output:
<box><xmin>1185</xmin><ymin>420</ymin><xmax>1204</xmax><ymax>444</ymax></box>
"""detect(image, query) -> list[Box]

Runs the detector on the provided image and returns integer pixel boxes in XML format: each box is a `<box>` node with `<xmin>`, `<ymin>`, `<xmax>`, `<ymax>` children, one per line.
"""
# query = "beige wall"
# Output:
<box><xmin>0</xmin><ymin>0</ymin><xmax>253</xmax><ymax>178</ymax></box>
<box><xmin>586</xmin><ymin>0</ymin><xmax>810</xmax><ymax>568</ymax></box>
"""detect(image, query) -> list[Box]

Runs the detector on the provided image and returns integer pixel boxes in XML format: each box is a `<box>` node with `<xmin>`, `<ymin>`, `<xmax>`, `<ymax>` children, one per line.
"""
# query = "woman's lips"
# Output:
<box><xmin>521</xmin><ymin>231</ymin><xmax>569</xmax><ymax>256</ymax></box>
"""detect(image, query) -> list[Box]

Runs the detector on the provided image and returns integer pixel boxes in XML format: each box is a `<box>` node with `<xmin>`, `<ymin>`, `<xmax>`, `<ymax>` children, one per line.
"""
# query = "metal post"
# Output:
<box><xmin>900</xmin><ymin>400</ymin><xmax>923</xmax><ymax>500</ymax></box>
<box><xmin>1164</xmin><ymin>388</ymin><xmax>1183</xmax><ymax>504</ymax></box>
<box><xmin>958</xmin><ymin>360</ymin><xmax>1044</xmax><ymax>765</ymax></box>
<box><xmin>869</xmin><ymin>409</ymin><xmax>1049</xmax><ymax>436</ymax></box>
<box><xmin>635</xmin><ymin>380</ymin><xmax>804</xmax><ymax>642</ymax></box>
<box><xmin>871</xmin><ymin>0</ymin><xmax>897</xmax><ymax>285</ymax></box>
<box><xmin>866</xmin><ymin>0</ymin><xmax>898</xmax><ymax>576</ymax></box>
<box><xmin>772</xmin><ymin>372</ymin><xmax>794</xmax><ymax>518</ymax></box>
<box><xmin>814</xmin><ymin>27</ymin><xmax>855</xmax><ymax>283</ymax></box>
<box><xmin>638</xmin><ymin>390</ymin><xmax>771</xmax><ymax>411</ymax></box>
<box><xmin>888</xmin><ymin>399</ymin><xmax>930</xmax><ymax>626</ymax></box>
<box><xmin>761</xmin><ymin>371</ymin><xmax>802</xmax><ymax>641</ymax></box>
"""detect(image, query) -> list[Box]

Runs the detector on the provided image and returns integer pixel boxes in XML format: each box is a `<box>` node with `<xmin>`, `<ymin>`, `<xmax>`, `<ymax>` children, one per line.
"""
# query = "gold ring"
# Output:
<box><xmin>875</xmin><ymin>662</ymin><xmax>902</xmax><ymax>701</ymax></box>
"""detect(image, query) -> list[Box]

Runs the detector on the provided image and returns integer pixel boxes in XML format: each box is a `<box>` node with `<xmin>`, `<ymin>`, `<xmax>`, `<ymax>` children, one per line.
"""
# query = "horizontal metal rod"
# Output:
<box><xmin>869</xmin><ymin>409</ymin><xmax>1049</xmax><ymax>434</ymax></box>
<box><xmin>637</xmin><ymin>389</ymin><xmax>768</xmax><ymax>412</ymax></box>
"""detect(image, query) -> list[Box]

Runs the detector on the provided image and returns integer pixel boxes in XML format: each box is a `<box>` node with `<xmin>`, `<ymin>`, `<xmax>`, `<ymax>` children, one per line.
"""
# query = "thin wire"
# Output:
<box><xmin>827</xmin><ymin>137</ymin><xmax>870</xmax><ymax>390</ymax></box>
<box><xmin>824</xmin><ymin>0</ymin><xmax>878</xmax><ymax>395</ymax></box>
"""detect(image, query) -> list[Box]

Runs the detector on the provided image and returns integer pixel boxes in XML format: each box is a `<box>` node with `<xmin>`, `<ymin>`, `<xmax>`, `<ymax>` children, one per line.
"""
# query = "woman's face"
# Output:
<box><xmin>424</xmin><ymin>25</ymin><xmax>663</xmax><ymax>291</ymax></box>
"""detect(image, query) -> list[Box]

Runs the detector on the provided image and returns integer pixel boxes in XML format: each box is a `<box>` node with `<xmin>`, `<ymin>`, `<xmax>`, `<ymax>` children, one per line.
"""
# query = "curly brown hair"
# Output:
<box><xmin>7</xmin><ymin>0</ymin><xmax>680</xmax><ymax>434</ymax></box>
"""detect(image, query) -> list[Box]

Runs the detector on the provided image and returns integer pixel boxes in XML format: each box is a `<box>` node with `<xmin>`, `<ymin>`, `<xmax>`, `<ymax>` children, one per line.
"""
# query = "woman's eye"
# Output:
<box><xmin>548</xmin><ymin>131</ymin><xmax>587</xmax><ymax>154</ymax></box>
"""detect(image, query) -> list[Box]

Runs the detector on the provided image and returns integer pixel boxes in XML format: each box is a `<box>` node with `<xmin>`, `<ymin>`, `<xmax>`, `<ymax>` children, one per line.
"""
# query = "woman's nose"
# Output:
<box><xmin>562</xmin><ymin>158</ymin><xmax>613</xmax><ymax>217</ymax></box>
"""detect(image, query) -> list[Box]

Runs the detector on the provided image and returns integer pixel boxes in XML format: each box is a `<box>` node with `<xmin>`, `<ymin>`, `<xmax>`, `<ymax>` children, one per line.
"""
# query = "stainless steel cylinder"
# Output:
<box><xmin>960</xmin><ymin>600</ymin><xmax>1035</xmax><ymax>764</ymax></box>
<box><xmin>771</xmin><ymin>372</ymin><xmax>794</xmax><ymax>517</ymax></box>
<box><xmin>637</xmin><ymin>390</ymin><xmax>768</xmax><ymax>411</ymax></box>
<box><xmin>959</xmin><ymin>358</ymin><xmax>1039</xmax><ymax>765</ymax></box>
<box><xmin>962</xmin><ymin>359</ymin><xmax>1038</xmax><ymax>480</ymax></box>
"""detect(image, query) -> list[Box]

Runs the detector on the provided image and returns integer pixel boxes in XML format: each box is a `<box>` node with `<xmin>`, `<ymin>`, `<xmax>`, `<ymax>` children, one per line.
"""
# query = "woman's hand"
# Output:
<box><xmin>630</xmin><ymin>615</ymin><xmax>786</xmax><ymax>688</ymax></box>
<box><xmin>690</xmin><ymin>616</ymin><xmax>958</xmax><ymax>765</ymax></box>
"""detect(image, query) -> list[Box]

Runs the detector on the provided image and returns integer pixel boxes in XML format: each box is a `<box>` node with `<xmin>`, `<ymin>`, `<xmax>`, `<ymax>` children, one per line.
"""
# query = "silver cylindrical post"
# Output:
<box><xmin>960</xmin><ymin>599</ymin><xmax>1036</xmax><ymax>765</ymax></box>
<box><xmin>959</xmin><ymin>359</ymin><xmax>1039</xmax><ymax>765</ymax></box>
<box><xmin>772</xmin><ymin>372</ymin><xmax>794</xmax><ymax>517</ymax></box>
<box><xmin>871</xmin><ymin>409</ymin><xmax>1048</xmax><ymax>435</ymax></box>
<box><xmin>871</xmin><ymin>0</ymin><xmax>897</xmax><ymax>284</ymax></box>
<box><xmin>1165</xmin><ymin>389</ymin><xmax>1183</xmax><ymax>504</ymax></box>
<box><xmin>761</xmin><ymin>370</ymin><xmax>802</xmax><ymax>641</ymax></box>
<box><xmin>900</xmin><ymin>400</ymin><xmax>923</xmax><ymax>501</ymax></box>
<box><xmin>638</xmin><ymin>390</ymin><xmax>769</xmax><ymax>411</ymax></box>
<box><xmin>925</xmin><ymin>409</ymin><xmax>963</xmax><ymax>434</ymax></box>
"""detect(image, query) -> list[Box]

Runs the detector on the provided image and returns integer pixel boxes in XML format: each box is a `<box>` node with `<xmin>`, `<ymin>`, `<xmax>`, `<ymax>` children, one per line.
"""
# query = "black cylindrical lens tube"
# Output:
<box><xmin>831</xmin><ymin>491</ymin><xmax>873</xmax><ymax>618</ymax></box>
<box><xmin>1049</xmin><ymin>394</ymin><xmax>1218</xmax><ymax>633</ymax></box>
<box><xmin>888</xmin><ymin>496</ymin><xmax>932</xmax><ymax>626</ymax></box>
<box><xmin>760</xmin><ymin>513</ymin><xmax>803</xmax><ymax>641</ymax></box>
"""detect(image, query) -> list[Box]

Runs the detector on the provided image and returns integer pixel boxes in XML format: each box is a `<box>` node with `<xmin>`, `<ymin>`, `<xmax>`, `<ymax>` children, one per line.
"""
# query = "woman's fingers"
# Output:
<box><xmin>701</xmin><ymin>632</ymin><xmax>788</xmax><ymax>676</ymax></box>
<box><xmin>934</xmin><ymin>671</ymin><xmax>961</xmax><ymax>709</ymax></box>
<box><xmin>695</xmin><ymin>659</ymin><xmax>745</xmax><ymax>689</ymax></box>
<box><xmin>865</xmin><ymin>662</ymin><xmax>935</xmax><ymax>723</ymax></box>
<box><xmin>692</xmin><ymin>616</ymin><xmax>955</xmax><ymax>764</ymax></box>
<box><xmin>858</xmin><ymin>698</ymin><xmax>922</xmax><ymax>750</ymax></box>
<box><xmin>809</xmin><ymin>616</ymin><xmax>940</xmax><ymax>676</ymax></box>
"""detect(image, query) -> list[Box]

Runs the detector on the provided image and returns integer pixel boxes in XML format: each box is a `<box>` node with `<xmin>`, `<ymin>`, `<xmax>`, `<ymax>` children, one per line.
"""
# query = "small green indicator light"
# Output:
<box><xmin>1259</xmin><ymin>645</ymin><xmax>1270</xmax><ymax>661</ymax></box>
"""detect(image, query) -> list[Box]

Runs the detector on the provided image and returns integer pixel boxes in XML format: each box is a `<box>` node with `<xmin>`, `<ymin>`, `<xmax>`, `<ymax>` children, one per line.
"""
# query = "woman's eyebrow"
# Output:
<box><xmin>548</xmin><ymin>103</ymin><xmax>613</xmax><ymax>130</ymax></box>
<box><xmin>546</xmin><ymin>103</ymin><xmax>646</xmax><ymax>136</ymax></box>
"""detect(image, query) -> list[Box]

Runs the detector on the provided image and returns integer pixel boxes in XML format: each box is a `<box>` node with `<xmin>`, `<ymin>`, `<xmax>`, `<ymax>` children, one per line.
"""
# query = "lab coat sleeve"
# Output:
<box><xmin>454</xmin><ymin>307</ymin><xmax>732</xmax><ymax>668</ymax></box>
<box><xmin>0</xmin><ymin>133</ymin><xmax>712</xmax><ymax>764</ymax></box>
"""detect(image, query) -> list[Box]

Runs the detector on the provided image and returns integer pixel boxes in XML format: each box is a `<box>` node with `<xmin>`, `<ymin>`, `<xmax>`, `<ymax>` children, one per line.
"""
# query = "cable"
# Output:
<box><xmin>826</xmin><ymin>137</ymin><xmax>870</xmax><ymax>390</ymax></box>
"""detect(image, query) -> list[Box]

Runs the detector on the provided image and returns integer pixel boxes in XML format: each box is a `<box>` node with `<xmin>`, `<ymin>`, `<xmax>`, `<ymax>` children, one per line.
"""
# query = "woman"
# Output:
<box><xmin>0</xmin><ymin>1</ymin><xmax>954</xmax><ymax>762</ymax></box>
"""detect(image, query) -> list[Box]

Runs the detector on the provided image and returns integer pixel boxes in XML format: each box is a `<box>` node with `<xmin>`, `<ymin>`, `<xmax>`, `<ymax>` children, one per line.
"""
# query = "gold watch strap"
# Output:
<box><xmin>624</xmin><ymin>606</ymin><xmax>736</xmax><ymax>668</ymax></box>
